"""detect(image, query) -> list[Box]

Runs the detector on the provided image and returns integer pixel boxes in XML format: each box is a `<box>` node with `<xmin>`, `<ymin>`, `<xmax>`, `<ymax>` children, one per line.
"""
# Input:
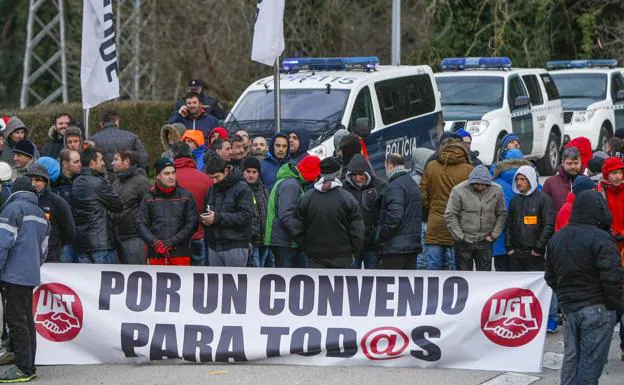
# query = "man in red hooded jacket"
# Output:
<box><xmin>597</xmin><ymin>157</ymin><xmax>624</xmax><ymax>253</ymax></box>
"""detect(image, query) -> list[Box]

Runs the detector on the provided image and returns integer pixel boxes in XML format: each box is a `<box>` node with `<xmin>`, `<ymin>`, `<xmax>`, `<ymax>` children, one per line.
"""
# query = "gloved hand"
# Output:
<box><xmin>153</xmin><ymin>240</ymin><xmax>172</xmax><ymax>255</ymax></box>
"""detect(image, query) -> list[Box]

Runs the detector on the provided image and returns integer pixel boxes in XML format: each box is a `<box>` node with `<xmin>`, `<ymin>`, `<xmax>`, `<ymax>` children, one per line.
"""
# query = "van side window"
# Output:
<box><xmin>508</xmin><ymin>76</ymin><xmax>529</xmax><ymax>110</ymax></box>
<box><xmin>540</xmin><ymin>73</ymin><xmax>560</xmax><ymax>100</ymax></box>
<box><xmin>349</xmin><ymin>86</ymin><xmax>375</xmax><ymax>131</ymax></box>
<box><xmin>375</xmin><ymin>75</ymin><xmax>436</xmax><ymax>125</ymax></box>
<box><xmin>610</xmin><ymin>73</ymin><xmax>624</xmax><ymax>101</ymax></box>
<box><xmin>522</xmin><ymin>75</ymin><xmax>544</xmax><ymax>106</ymax></box>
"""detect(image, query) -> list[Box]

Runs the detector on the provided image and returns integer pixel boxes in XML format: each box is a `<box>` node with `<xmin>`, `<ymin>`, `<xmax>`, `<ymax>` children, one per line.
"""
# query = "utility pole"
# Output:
<box><xmin>391</xmin><ymin>0</ymin><xmax>401</xmax><ymax>66</ymax></box>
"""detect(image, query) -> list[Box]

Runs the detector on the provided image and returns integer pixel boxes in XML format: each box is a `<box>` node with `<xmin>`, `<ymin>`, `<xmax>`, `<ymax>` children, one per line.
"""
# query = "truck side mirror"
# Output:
<box><xmin>353</xmin><ymin>117</ymin><xmax>372</xmax><ymax>137</ymax></box>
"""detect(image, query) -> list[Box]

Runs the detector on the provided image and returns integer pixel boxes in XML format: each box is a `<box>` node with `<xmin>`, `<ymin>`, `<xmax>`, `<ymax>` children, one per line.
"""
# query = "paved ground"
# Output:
<box><xmin>34</xmin><ymin>327</ymin><xmax>623</xmax><ymax>385</ymax></box>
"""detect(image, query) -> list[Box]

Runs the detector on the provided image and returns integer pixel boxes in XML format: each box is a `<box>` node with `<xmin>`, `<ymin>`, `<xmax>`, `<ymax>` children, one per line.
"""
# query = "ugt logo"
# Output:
<box><xmin>481</xmin><ymin>288</ymin><xmax>542</xmax><ymax>347</ymax></box>
<box><xmin>32</xmin><ymin>283</ymin><xmax>83</xmax><ymax>342</ymax></box>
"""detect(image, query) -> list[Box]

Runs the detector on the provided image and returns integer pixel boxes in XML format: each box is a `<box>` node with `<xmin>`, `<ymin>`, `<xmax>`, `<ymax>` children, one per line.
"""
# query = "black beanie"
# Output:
<box><xmin>242</xmin><ymin>157</ymin><xmax>261</xmax><ymax>173</ymax></box>
<box><xmin>12</xmin><ymin>176</ymin><xmax>35</xmax><ymax>193</ymax></box>
<box><xmin>588</xmin><ymin>157</ymin><xmax>605</xmax><ymax>174</ymax></box>
<box><xmin>154</xmin><ymin>157</ymin><xmax>174</xmax><ymax>175</ymax></box>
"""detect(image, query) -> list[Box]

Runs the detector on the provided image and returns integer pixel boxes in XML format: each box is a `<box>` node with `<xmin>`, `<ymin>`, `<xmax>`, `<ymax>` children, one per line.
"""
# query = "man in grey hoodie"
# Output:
<box><xmin>444</xmin><ymin>165</ymin><xmax>507</xmax><ymax>271</ymax></box>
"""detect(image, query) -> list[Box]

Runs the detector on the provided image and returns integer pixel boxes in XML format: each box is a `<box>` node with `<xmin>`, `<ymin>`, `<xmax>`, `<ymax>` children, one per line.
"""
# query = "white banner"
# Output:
<box><xmin>81</xmin><ymin>0</ymin><xmax>119</xmax><ymax>109</ymax></box>
<box><xmin>35</xmin><ymin>265</ymin><xmax>551</xmax><ymax>372</ymax></box>
<box><xmin>251</xmin><ymin>0</ymin><xmax>286</xmax><ymax>66</ymax></box>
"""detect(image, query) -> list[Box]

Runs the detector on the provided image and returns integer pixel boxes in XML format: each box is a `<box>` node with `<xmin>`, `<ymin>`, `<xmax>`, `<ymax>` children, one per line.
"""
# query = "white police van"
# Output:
<box><xmin>434</xmin><ymin>57</ymin><xmax>564</xmax><ymax>175</ymax></box>
<box><xmin>225</xmin><ymin>57</ymin><xmax>443</xmax><ymax>177</ymax></box>
<box><xmin>548</xmin><ymin>59</ymin><xmax>623</xmax><ymax>151</ymax></box>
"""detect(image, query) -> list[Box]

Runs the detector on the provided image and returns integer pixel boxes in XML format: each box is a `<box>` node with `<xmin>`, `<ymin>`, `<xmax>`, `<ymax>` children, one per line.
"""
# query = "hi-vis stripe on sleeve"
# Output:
<box><xmin>23</xmin><ymin>215</ymin><xmax>48</xmax><ymax>225</ymax></box>
<box><xmin>0</xmin><ymin>223</ymin><xmax>18</xmax><ymax>245</ymax></box>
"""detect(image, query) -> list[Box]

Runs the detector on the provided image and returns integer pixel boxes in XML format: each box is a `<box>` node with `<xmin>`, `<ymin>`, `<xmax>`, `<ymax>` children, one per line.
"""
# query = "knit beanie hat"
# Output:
<box><xmin>455</xmin><ymin>129</ymin><xmax>472</xmax><ymax>140</ymax></box>
<box><xmin>588</xmin><ymin>157</ymin><xmax>605</xmax><ymax>174</ymax></box>
<box><xmin>468</xmin><ymin>165</ymin><xmax>492</xmax><ymax>185</ymax></box>
<box><xmin>181</xmin><ymin>130</ymin><xmax>205</xmax><ymax>147</ymax></box>
<box><xmin>320</xmin><ymin>157</ymin><xmax>342</xmax><ymax>180</ymax></box>
<box><xmin>297</xmin><ymin>155</ymin><xmax>321</xmax><ymax>183</ymax></box>
<box><xmin>154</xmin><ymin>157</ymin><xmax>174</xmax><ymax>175</ymax></box>
<box><xmin>12</xmin><ymin>176</ymin><xmax>35</xmax><ymax>193</ymax></box>
<box><xmin>242</xmin><ymin>157</ymin><xmax>261</xmax><ymax>173</ymax></box>
<box><xmin>13</xmin><ymin>140</ymin><xmax>35</xmax><ymax>158</ymax></box>
<box><xmin>502</xmin><ymin>133</ymin><xmax>520</xmax><ymax>149</ymax></box>
<box><xmin>26</xmin><ymin>163</ymin><xmax>50</xmax><ymax>184</ymax></box>
<box><xmin>36</xmin><ymin>157</ymin><xmax>60</xmax><ymax>183</ymax></box>
<box><xmin>571</xmin><ymin>175</ymin><xmax>595</xmax><ymax>195</ymax></box>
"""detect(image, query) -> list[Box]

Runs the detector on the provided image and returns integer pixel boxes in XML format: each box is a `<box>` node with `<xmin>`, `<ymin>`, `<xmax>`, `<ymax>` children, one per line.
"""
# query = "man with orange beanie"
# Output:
<box><xmin>264</xmin><ymin>155</ymin><xmax>320</xmax><ymax>268</ymax></box>
<box><xmin>181</xmin><ymin>130</ymin><xmax>207</xmax><ymax>170</ymax></box>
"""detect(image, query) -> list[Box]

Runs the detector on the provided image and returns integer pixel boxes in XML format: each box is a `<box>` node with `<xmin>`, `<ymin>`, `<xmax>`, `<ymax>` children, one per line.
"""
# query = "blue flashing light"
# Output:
<box><xmin>281</xmin><ymin>56</ymin><xmax>379</xmax><ymax>72</ymax></box>
<box><xmin>441</xmin><ymin>57</ymin><xmax>512</xmax><ymax>71</ymax></box>
<box><xmin>546</xmin><ymin>59</ymin><xmax>618</xmax><ymax>70</ymax></box>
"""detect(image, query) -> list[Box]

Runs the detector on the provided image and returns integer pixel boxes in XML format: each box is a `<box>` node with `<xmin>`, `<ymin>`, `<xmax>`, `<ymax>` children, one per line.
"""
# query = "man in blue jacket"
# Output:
<box><xmin>168</xmin><ymin>92</ymin><xmax>220</xmax><ymax>144</ymax></box>
<box><xmin>288</xmin><ymin>129</ymin><xmax>310</xmax><ymax>164</ymax></box>
<box><xmin>0</xmin><ymin>177</ymin><xmax>49</xmax><ymax>382</ymax></box>
<box><xmin>261</xmin><ymin>132</ymin><xmax>290</xmax><ymax>190</ymax></box>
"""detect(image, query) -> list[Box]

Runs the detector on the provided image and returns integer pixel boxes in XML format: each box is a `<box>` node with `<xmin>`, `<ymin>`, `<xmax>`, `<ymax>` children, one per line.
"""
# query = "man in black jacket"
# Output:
<box><xmin>343</xmin><ymin>154</ymin><xmax>385</xmax><ymax>269</ymax></box>
<box><xmin>26</xmin><ymin>163</ymin><xmax>75</xmax><ymax>263</ymax></box>
<box><xmin>506</xmin><ymin>165</ymin><xmax>555</xmax><ymax>271</ymax></box>
<box><xmin>241</xmin><ymin>157</ymin><xmax>270</xmax><ymax>267</ymax></box>
<box><xmin>546</xmin><ymin>190</ymin><xmax>623</xmax><ymax>385</ymax></box>
<box><xmin>295</xmin><ymin>157</ymin><xmax>364</xmax><ymax>268</ymax></box>
<box><xmin>202</xmin><ymin>157</ymin><xmax>253</xmax><ymax>267</ymax></box>
<box><xmin>41</xmin><ymin>112</ymin><xmax>72</xmax><ymax>159</ymax></box>
<box><xmin>112</xmin><ymin>150</ymin><xmax>151</xmax><ymax>264</ymax></box>
<box><xmin>376</xmin><ymin>154</ymin><xmax>422</xmax><ymax>269</ymax></box>
<box><xmin>71</xmin><ymin>148</ymin><xmax>123</xmax><ymax>264</ymax></box>
<box><xmin>137</xmin><ymin>158</ymin><xmax>198</xmax><ymax>266</ymax></box>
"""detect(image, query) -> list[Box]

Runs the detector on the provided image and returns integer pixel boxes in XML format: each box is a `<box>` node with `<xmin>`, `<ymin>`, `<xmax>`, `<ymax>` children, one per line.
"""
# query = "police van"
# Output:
<box><xmin>434</xmin><ymin>57</ymin><xmax>565</xmax><ymax>175</ymax></box>
<box><xmin>547</xmin><ymin>59</ymin><xmax>622</xmax><ymax>151</ymax></box>
<box><xmin>225</xmin><ymin>57</ymin><xmax>443</xmax><ymax>177</ymax></box>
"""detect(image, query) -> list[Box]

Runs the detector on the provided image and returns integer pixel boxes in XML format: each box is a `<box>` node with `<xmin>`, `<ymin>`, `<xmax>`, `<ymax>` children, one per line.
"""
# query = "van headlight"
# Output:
<box><xmin>466</xmin><ymin>120</ymin><xmax>489</xmax><ymax>136</ymax></box>
<box><xmin>573</xmin><ymin>110</ymin><xmax>594</xmax><ymax>123</ymax></box>
<box><xmin>309</xmin><ymin>145</ymin><xmax>327</xmax><ymax>159</ymax></box>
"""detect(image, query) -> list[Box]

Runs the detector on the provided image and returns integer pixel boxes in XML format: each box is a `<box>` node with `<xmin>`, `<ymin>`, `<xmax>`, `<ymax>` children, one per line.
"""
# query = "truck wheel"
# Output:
<box><xmin>537</xmin><ymin>132</ymin><xmax>560</xmax><ymax>176</ymax></box>
<box><xmin>492</xmin><ymin>133</ymin><xmax>505</xmax><ymax>166</ymax></box>
<box><xmin>598</xmin><ymin>125</ymin><xmax>611</xmax><ymax>151</ymax></box>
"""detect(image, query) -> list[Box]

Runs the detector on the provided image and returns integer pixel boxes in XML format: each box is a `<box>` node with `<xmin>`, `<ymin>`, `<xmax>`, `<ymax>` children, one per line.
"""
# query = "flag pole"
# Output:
<box><xmin>84</xmin><ymin>108</ymin><xmax>90</xmax><ymax>139</ymax></box>
<box><xmin>274</xmin><ymin>56</ymin><xmax>281</xmax><ymax>133</ymax></box>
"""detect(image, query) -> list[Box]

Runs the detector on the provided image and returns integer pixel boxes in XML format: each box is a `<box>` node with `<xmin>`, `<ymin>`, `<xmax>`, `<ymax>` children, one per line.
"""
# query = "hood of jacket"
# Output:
<box><xmin>569</xmin><ymin>190</ymin><xmax>613</xmax><ymax>231</ymax></box>
<box><xmin>4</xmin><ymin>118</ymin><xmax>28</xmax><ymax>143</ymax></box>
<box><xmin>512</xmin><ymin>165</ymin><xmax>538</xmax><ymax>195</ymax></box>
<box><xmin>207</xmin><ymin>127</ymin><xmax>229</xmax><ymax>149</ymax></box>
<box><xmin>565</xmin><ymin>136</ymin><xmax>593</xmax><ymax>169</ymax></box>
<box><xmin>437</xmin><ymin>139</ymin><xmax>470</xmax><ymax>166</ymax></box>
<box><xmin>48</xmin><ymin>125</ymin><xmax>63</xmax><ymax>140</ymax></box>
<box><xmin>214</xmin><ymin>165</ymin><xmax>243</xmax><ymax>191</ymax></box>
<box><xmin>412</xmin><ymin>148</ymin><xmax>435</xmax><ymax>174</ymax></box>
<box><xmin>268</xmin><ymin>131</ymin><xmax>291</xmax><ymax>160</ymax></box>
<box><xmin>493</xmin><ymin>158</ymin><xmax>533</xmax><ymax>179</ymax></box>
<box><xmin>275</xmin><ymin>163</ymin><xmax>304</xmax><ymax>184</ymax></box>
<box><xmin>345</xmin><ymin>154</ymin><xmax>373</xmax><ymax>188</ymax></box>
<box><xmin>160</xmin><ymin>124</ymin><xmax>185</xmax><ymax>151</ymax></box>
<box><xmin>174</xmin><ymin>157</ymin><xmax>196</xmax><ymax>170</ymax></box>
<box><xmin>289</xmin><ymin>128</ymin><xmax>310</xmax><ymax>159</ymax></box>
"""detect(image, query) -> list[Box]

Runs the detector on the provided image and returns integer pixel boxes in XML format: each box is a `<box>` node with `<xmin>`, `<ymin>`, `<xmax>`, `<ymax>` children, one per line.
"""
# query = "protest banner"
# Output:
<box><xmin>35</xmin><ymin>264</ymin><xmax>551</xmax><ymax>372</ymax></box>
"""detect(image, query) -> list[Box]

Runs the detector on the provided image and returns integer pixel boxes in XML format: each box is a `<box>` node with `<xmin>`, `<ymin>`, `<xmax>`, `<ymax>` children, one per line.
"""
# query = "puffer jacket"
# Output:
<box><xmin>265</xmin><ymin>163</ymin><xmax>306</xmax><ymax>248</ymax></box>
<box><xmin>546</xmin><ymin>190</ymin><xmax>624</xmax><ymax>313</ymax></box>
<box><xmin>261</xmin><ymin>132</ymin><xmax>291</xmax><ymax>190</ymax></box>
<box><xmin>37</xmin><ymin>187</ymin><xmax>75</xmax><ymax>262</ymax></box>
<box><xmin>491</xmin><ymin>157</ymin><xmax>533</xmax><ymax>256</ymax></box>
<box><xmin>137</xmin><ymin>183</ymin><xmax>198</xmax><ymax>258</ymax></box>
<box><xmin>111</xmin><ymin>167</ymin><xmax>151</xmax><ymax>240</ymax></box>
<box><xmin>376</xmin><ymin>168</ymin><xmax>422</xmax><ymax>256</ymax></box>
<box><xmin>444</xmin><ymin>180</ymin><xmax>507</xmax><ymax>244</ymax></box>
<box><xmin>505</xmin><ymin>166</ymin><xmax>555</xmax><ymax>255</ymax></box>
<box><xmin>0</xmin><ymin>191</ymin><xmax>49</xmax><ymax>286</ymax></box>
<box><xmin>421</xmin><ymin>140</ymin><xmax>473</xmax><ymax>246</ymax></box>
<box><xmin>71</xmin><ymin>168</ymin><xmax>123</xmax><ymax>253</ymax></box>
<box><xmin>42</xmin><ymin>125</ymin><xmax>65</xmax><ymax>160</ymax></box>
<box><xmin>542</xmin><ymin>166</ymin><xmax>575</xmax><ymax>213</ymax></box>
<box><xmin>203</xmin><ymin>166</ymin><xmax>253</xmax><ymax>249</ymax></box>
<box><xmin>289</xmin><ymin>128</ymin><xmax>311</xmax><ymax>164</ymax></box>
<box><xmin>295</xmin><ymin>178</ymin><xmax>364</xmax><ymax>259</ymax></box>
<box><xmin>343</xmin><ymin>154</ymin><xmax>386</xmax><ymax>250</ymax></box>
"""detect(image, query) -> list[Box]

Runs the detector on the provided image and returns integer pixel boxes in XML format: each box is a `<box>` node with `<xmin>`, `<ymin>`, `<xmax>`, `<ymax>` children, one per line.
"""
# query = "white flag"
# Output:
<box><xmin>251</xmin><ymin>0</ymin><xmax>286</xmax><ymax>66</ymax></box>
<box><xmin>81</xmin><ymin>0</ymin><xmax>120</xmax><ymax>109</ymax></box>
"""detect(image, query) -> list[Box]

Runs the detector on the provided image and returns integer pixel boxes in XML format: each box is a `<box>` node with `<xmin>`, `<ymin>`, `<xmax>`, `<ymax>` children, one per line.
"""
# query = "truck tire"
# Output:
<box><xmin>537</xmin><ymin>131</ymin><xmax>560</xmax><ymax>176</ymax></box>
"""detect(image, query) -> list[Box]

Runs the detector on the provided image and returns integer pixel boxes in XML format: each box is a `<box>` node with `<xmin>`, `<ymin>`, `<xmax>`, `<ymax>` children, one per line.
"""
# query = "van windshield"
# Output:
<box><xmin>436</xmin><ymin>76</ymin><xmax>504</xmax><ymax>107</ymax></box>
<box><xmin>550</xmin><ymin>73</ymin><xmax>607</xmax><ymax>100</ymax></box>
<box><xmin>226</xmin><ymin>89</ymin><xmax>349</xmax><ymax>141</ymax></box>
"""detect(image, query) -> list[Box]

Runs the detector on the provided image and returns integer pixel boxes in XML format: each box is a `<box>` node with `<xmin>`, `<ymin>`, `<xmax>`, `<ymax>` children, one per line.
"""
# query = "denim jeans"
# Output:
<box><xmin>549</xmin><ymin>292</ymin><xmax>560</xmax><ymax>323</ymax></box>
<box><xmin>352</xmin><ymin>250</ymin><xmax>378</xmax><ymax>269</ymax></box>
<box><xmin>270</xmin><ymin>246</ymin><xmax>307</xmax><ymax>268</ymax></box>
<box><xmin>60</xmin><ymin>244</ymin><xmax>78</xmax><ymax>263</ymax></box>
<box><xmin>561</xmin><ymin>304</ymin><xmax>617</xmax><ymax>385</ymax></box>
<box><xmin>248</xmin><ymin>246</ymin><xmax>269</xmax><ymax>268</ymax></box>
<box><xmin>416</xmin><ymin>223</ymin><xmax>427</xmax><ymax>270</ymax></box>
<box><xmin>190</xmin><ymin>239</ymin><xmax>205</xmax><ymax>266</ymax></box>
<box><xmin>77</xmin><ymin>249</ymin><xmax>119</xmax><ymax>264</ymax></box>
<box><xmin>121</xmin><ymin>238</ymin><xmax>146</xmax><ymax>265</ymax></box>
<box><xmin>424</xmin><ymin>244</ymin><xmax>455</xmax><ymax>270</ymax></box>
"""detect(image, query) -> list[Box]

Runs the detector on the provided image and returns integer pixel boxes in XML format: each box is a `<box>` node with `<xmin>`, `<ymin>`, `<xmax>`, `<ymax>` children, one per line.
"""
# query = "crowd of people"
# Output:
<box><xmin>0</xmin><ymin>80</ymin><xmax>622</xmax><ymax>382</ymax></box>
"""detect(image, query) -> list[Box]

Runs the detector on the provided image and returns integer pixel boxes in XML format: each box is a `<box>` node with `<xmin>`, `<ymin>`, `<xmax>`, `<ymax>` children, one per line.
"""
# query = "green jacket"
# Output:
<box><xmin>264</xmin><ymin>163</ymin><xmax>306</xmax><ymax>247</ymax></box>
